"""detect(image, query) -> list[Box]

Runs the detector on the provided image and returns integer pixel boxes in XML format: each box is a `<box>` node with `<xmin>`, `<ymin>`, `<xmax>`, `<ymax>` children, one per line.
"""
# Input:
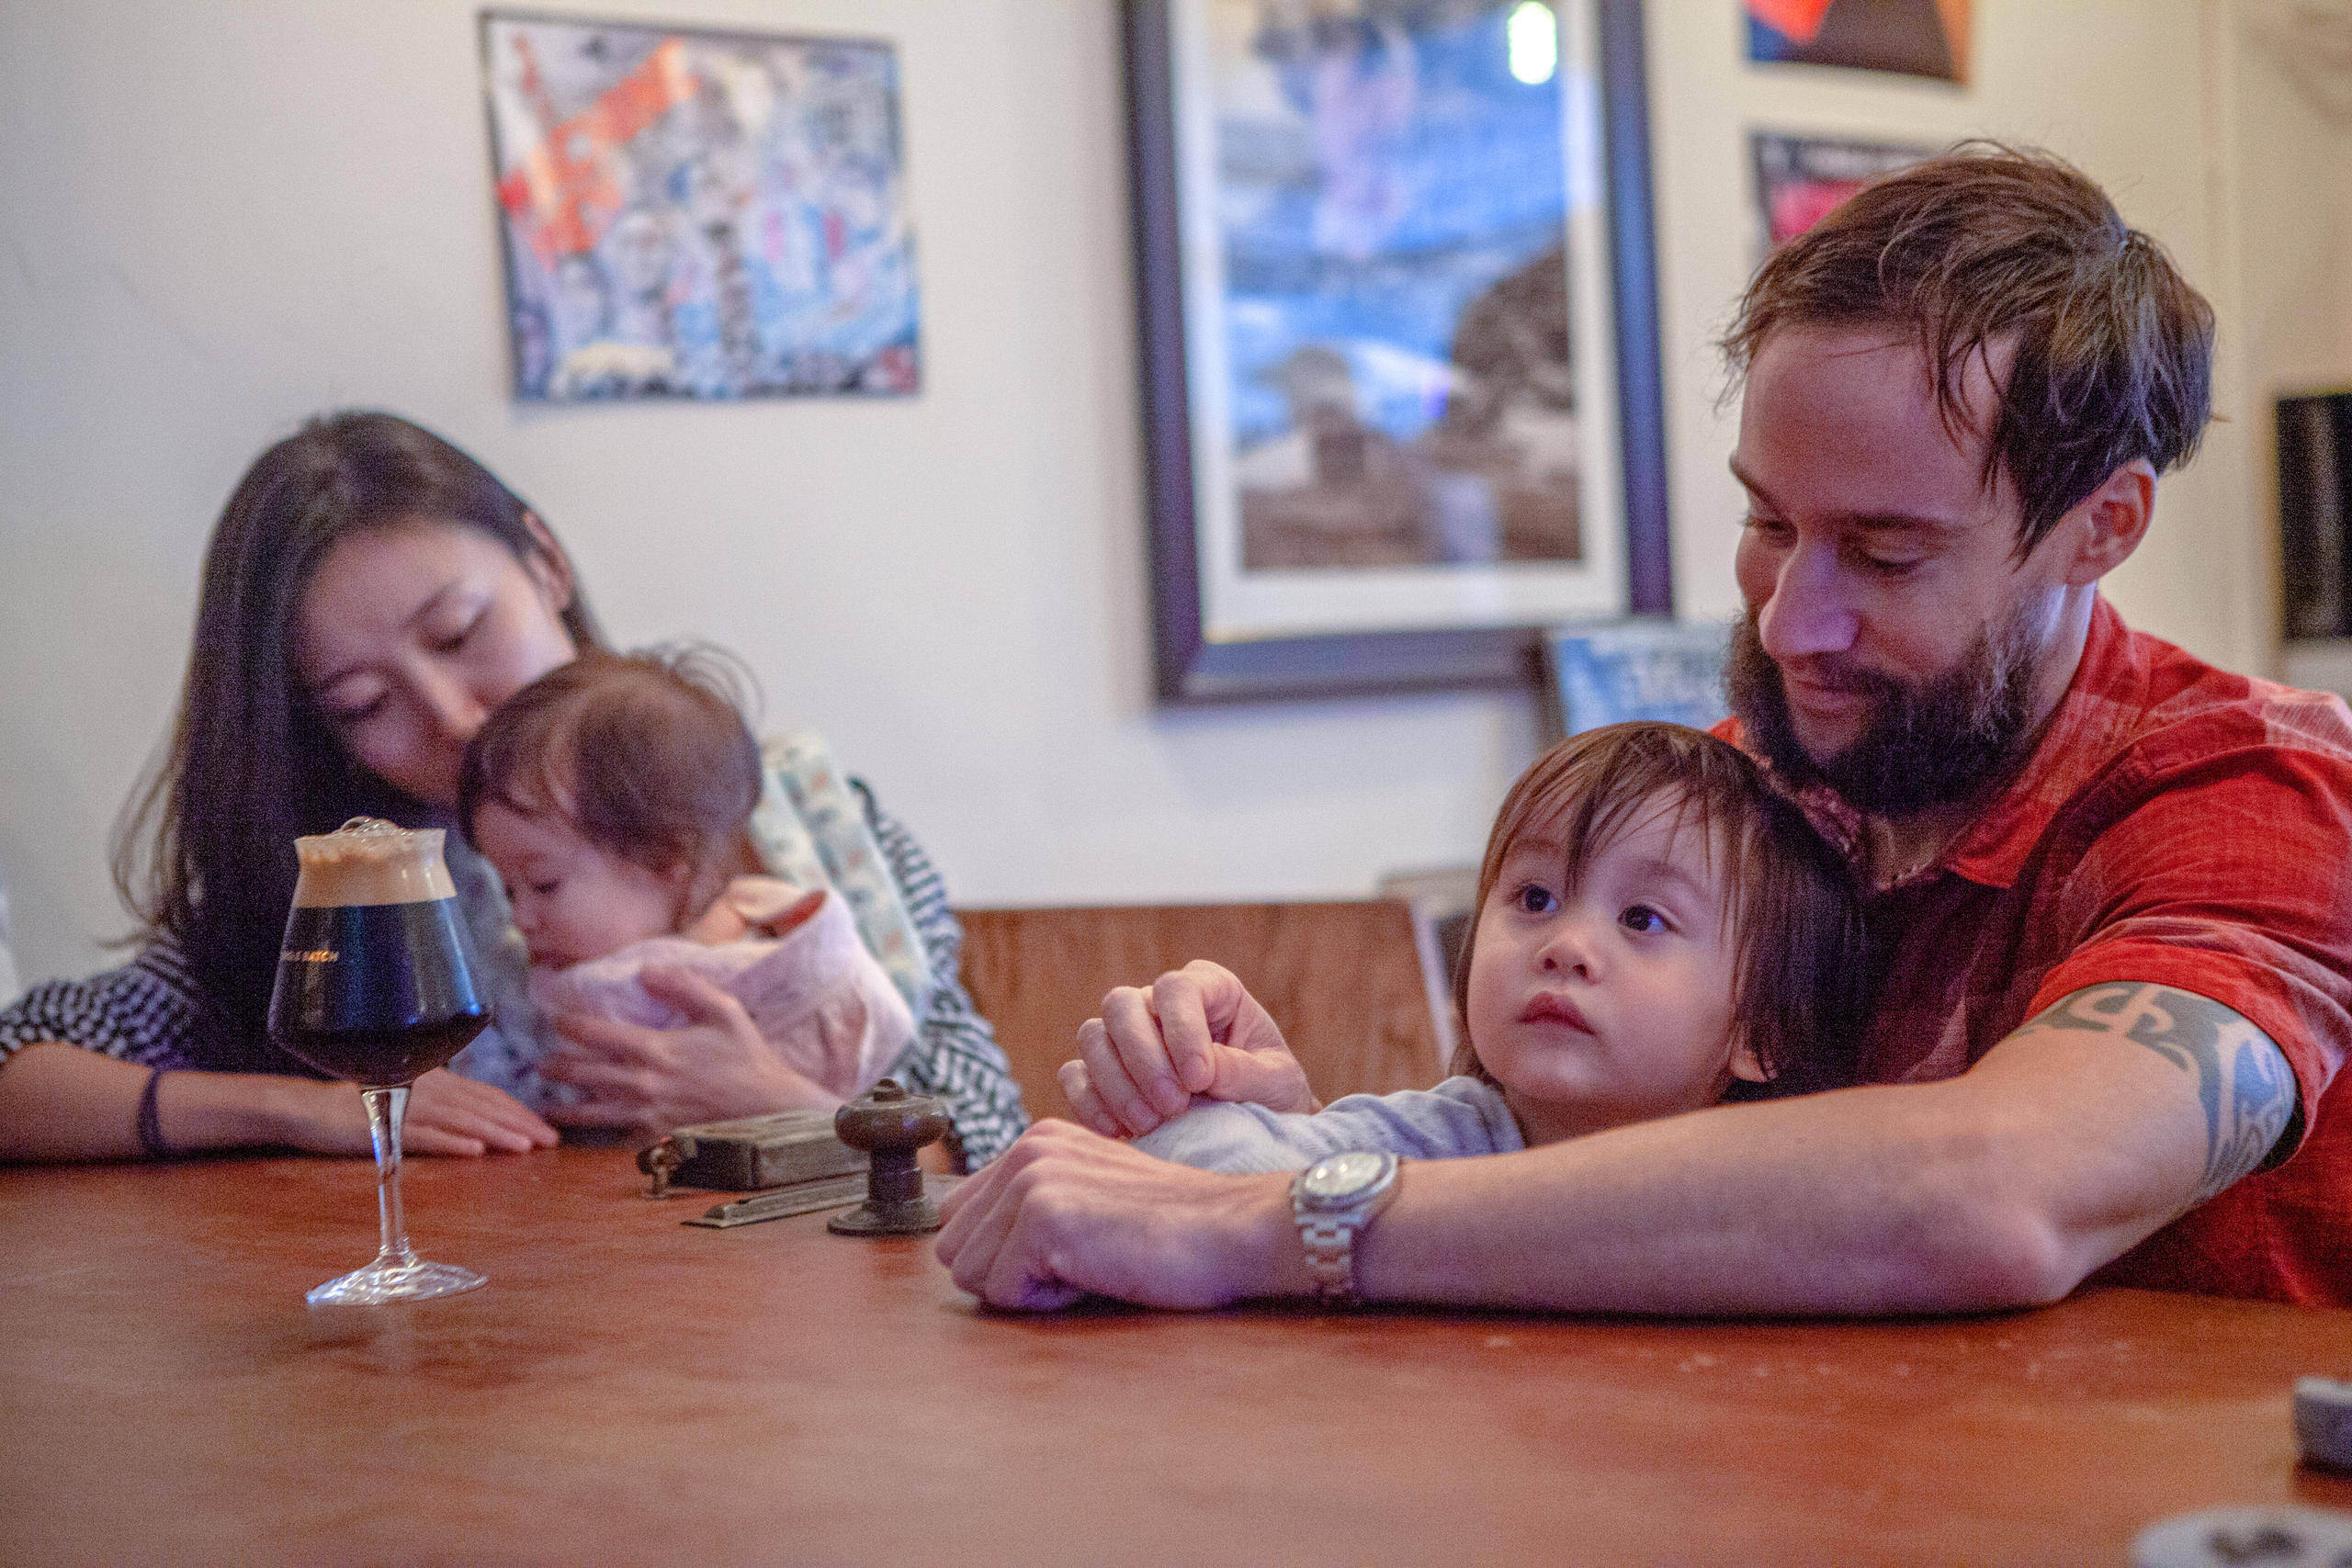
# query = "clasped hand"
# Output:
<box><xmin>931</xmin><ymin>960</ymin><xmax>1317</xmax><ymax>1312</ymax></box>
<box><xmin>1058</xmin><ymin>959</ymin><xmax>1317</xmax><ymax>1136</ymax></box>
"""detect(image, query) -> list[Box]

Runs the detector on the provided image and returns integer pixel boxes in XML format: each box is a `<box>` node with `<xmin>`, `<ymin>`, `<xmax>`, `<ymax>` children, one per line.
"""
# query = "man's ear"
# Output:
<box><xmin>1728</xmin><ymin>1030</ymin><xmax>1770</xmax><ymax>1086</ymax></box>
<box><xmin>2054</xmin><ymin>458</ymin><xmax>2156</xmax><ymax>586</ymax></box>
<box><xmin>520</xmin><ymin>509</ymin><xmax>578</xmax><ymax>615</ymax></box>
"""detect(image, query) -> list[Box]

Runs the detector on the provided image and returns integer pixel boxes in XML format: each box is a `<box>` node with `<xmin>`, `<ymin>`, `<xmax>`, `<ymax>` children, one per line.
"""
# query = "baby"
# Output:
<box><xmin>1125</xmin><ymin>722</ymin><xmax>1870</xmax><ymax>1171</ymax></box>
<box><xmin>457</xmin><ymin>648</ymin><xmax>912</xmax><ymax>1102</ymax></box>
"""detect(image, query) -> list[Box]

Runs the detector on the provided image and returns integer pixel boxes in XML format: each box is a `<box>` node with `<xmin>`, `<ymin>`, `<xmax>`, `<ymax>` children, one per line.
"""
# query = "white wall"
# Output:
<box><xmin>1648</xmin><ymin>0</ymin><xmax>2266</xmax><ymax>668</ymax></box>
<box><xmin>2234</xmin><ymin>0</ymin><xmax>2352</xmax><ymax>409</ymax></box>
<box><xmin>2233</xmin><ymin>0</ymin><xmax>2352</xmax><ymax>684</ymax></box>
<box><xmin>0</xmin><ymin>0</ymin><xmax>2325</xmax><ymax>987</ymax></box>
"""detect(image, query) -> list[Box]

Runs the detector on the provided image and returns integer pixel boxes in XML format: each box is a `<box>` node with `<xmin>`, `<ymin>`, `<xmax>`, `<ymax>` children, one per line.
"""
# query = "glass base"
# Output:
<box><xmin>306</xmin><ymin>1257</ymin><xmax>486</xmax><ymax>1306</ymax></box>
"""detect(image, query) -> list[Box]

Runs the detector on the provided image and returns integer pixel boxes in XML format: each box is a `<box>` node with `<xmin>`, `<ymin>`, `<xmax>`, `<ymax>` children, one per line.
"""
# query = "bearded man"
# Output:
<box><xmin>936</xmin><ymin>146</ymin><xmax>2352</xmax><ymax>1315</ymax></box>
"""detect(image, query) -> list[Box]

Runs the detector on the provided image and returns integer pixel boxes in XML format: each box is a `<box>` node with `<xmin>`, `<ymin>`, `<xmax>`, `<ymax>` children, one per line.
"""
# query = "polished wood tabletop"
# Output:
<box><xmin>3</xmin><ymin>1145</ymin><xmax>2346</xmax><ymax>1565</ymax></box>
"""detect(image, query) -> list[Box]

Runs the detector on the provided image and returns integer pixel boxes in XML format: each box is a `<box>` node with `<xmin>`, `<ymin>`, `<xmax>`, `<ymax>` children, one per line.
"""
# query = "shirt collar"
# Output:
<box><xmin>1932</xmin><ymin>595</ymin><xmax>2143</xmax><ymax>890</ymax></box>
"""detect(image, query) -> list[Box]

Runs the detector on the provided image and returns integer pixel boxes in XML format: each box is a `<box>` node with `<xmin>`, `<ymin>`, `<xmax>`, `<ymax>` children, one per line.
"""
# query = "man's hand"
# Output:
<box><xmin>1057</xmin><ymin>960</ymin><xmax>1316</xmax><ymax>1136</ymax></box>
<box><xmin>542</xmin><ymin>964</ymin><xmax>840</xmax><ymax>1133</ymax></box>
<box><xmin>934</xmin><ymin>1119</ymin><xmax>1300</xmax><ymax>1310</ymax></box>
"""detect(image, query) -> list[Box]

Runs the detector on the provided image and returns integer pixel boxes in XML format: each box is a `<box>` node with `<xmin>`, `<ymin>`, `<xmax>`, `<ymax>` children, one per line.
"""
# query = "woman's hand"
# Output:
<box><xmin>540</xmin><ymin>964</ymin><xmax>841</xmax><ymax>1134</ymax></box>
<box><xmin>1058</xmin><ymin>960</ymin><xmax>1316</xmax><ymax>1138</ymax></box>
<box><xmin>0</xmin><ymin>1043</ymin><xmax>556</xmax><ymax>1161</ymax></box>
<box><xmin>396</xmin><ymin>1070</ymin><xmax>562</xmax><ymax>1155</ymax></box>
<box><xmin>278</xmin><ymin>1069</ymin><xmax>560</xmax><ymax>1157</ymax></box>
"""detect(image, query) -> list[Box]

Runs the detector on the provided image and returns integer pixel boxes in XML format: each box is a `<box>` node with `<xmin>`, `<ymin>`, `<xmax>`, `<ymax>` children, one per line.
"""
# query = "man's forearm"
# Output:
<box><xmin>941</xmin><ymin>985</ymin><xmax>2278</xmax><ymax>1316</ymax></box>
<box><xmin>1349</xmin><ymin>1087</ymin><xmax>2062</xmax><ymax>1314</ymax></box>
<box><xmin>1343</xmin><ymin>997</ymin><xmax>2275</xmax><ymax>1316</ymax></box>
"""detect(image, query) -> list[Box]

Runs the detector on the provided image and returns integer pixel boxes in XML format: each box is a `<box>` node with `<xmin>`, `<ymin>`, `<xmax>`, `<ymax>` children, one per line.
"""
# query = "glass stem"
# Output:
<box><xmin>362</xmin><ymin>1086</ymin><xmax>419</xmax><ymax>1270</ymax></box>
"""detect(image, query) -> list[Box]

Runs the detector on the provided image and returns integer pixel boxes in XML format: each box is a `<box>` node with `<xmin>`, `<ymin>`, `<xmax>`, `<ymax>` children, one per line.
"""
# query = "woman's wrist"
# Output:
<box><xmin>136</xmin><ymin>1068</ymin><xmax>174</xmax><ymax>1157</ymax></box>
<box><xmin>209</xmin><ymin>1072</ymin><xmax>362</xmax><ymax>1155</ymax></box>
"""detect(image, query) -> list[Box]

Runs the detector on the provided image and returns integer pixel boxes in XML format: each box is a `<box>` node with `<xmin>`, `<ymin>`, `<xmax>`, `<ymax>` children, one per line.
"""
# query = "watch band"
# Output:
<box><xmin>1292</xmin><ymin>1152</ymin><xmax>1400</xmax><ymax>1305</ymax></box>
<box><xmin>1298</xmin><ymin>1214</ymin><xmax>1364</xmax><ymax>1302</ymax></box>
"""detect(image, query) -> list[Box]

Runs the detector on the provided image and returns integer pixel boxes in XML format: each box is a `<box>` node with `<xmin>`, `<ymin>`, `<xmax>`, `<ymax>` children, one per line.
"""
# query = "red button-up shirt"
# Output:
<box><xmin>1721</xmin><ymin>598</ymin><xmax>2352</xmax><ymax>1304</ymax></box>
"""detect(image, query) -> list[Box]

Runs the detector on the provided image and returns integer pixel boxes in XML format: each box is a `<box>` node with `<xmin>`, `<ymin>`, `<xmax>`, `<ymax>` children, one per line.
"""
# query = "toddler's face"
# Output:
<box><xmin>1464</xmin><ymin>792</ymin><xmax>1761</xmax><ymax>1145</ymax></box>
<box><xmin>471</xmin><ymin>799</ymin><xmax>685</xmax><ymax>970</ymax></box>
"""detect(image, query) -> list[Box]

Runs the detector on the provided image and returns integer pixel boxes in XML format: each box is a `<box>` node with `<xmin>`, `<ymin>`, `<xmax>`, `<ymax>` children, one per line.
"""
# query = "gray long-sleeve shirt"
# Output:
<box><xmin>1132</xmin><ymin>1076</ymin><xmax>1525</xmax><ymax>1173</ymax></box>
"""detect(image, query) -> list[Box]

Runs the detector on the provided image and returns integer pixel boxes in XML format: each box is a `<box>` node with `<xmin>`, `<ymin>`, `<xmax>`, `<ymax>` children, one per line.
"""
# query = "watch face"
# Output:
<box><xmin>1300</xmin><ymin>1151</ymin><xmax>1391</xmax><ymax>1204</ymax></box>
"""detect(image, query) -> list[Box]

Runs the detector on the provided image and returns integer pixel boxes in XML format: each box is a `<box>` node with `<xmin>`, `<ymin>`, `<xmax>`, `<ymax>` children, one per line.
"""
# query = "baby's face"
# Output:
<box><xmin>1464</xmin><ymin>793</ymin><xmax>1759</xmax><ymax>1145</ymax></box>
<box><xmin>471</xmin><ymin>800</ymin><xmax>684</xmax><ymax>970</ymax></box>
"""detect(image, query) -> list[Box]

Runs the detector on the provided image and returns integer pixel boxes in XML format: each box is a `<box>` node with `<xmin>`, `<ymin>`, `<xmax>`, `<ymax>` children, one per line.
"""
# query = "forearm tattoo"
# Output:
<box><xmin>2032</xmin><ymin>984</ymin><xmax>2299</xmax><ymax>1206</ymax></box>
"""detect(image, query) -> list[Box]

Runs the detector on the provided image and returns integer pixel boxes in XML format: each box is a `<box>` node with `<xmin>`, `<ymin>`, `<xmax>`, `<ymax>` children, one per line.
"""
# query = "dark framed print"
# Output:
<box><xmin>1127</xmin><ymin>0</ymin><xmax>1668</xmax><ymax>703</ymax></box>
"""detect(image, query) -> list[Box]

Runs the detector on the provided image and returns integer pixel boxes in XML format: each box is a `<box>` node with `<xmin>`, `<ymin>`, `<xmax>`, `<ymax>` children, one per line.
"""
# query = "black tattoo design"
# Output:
<box><xmin>2035</xmin><ymin>984</ymin><xmax>2298</xmax><ymax>1206</ymax></box>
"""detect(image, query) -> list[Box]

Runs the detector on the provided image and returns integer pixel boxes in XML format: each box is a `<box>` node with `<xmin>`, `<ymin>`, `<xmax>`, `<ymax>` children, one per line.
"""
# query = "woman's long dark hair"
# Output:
<box><xmin>111</xmin><ymin>412</ymin><xmax>605</xmax><ymax>1069</ymax></box>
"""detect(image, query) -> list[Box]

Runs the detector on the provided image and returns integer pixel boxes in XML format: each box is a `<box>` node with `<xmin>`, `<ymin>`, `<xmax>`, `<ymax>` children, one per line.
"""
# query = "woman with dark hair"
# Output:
<box><xmin>0</xmin><ymin>411</ymin><xmax>1027</xmax><ymax>1166</ymax></box>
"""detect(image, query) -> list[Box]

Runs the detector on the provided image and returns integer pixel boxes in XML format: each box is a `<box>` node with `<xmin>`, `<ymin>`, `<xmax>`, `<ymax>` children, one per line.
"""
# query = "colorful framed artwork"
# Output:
<box><xmin>1128</xmin><ymin>0</ymin><xmax>1669</xmax><ymax>702</ymax></box>
<box><xmin>1749</xmin><ymin>131</ymin><xmax>1933</xmax><ymax>258</ymax></box>
<box><xmin>481</xmin><ymin>11</ymin><xmax>919</xmax><ymax>401</ymax></box>
<box><xmin>1743</xmin><ymin>0</ymin><xmax>1971</xmax><ymax>85</ymax></box>
<box><xmin>1540</xmin><ymin>619</ymin><xmax>1730</xmax><ymax>742</ymax></box>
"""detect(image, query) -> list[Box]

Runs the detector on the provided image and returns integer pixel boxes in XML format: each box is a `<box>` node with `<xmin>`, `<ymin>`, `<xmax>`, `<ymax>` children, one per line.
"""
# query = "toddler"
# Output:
<box><xmin>458</xmin><ymin>648</ymin><xmax>913</xmax><ymax>1102</ymax></box>
<box><xmin>1130</xmin><ymin>722</ymin><xmax>1869</xmax><ymax>1171</ymax></box>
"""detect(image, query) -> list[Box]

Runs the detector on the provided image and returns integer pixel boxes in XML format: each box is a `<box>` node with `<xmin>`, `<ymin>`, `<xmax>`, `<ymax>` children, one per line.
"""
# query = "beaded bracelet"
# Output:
<box><xmin>137</xmin><ymin>1066</ymin><xmax>175</xmax><ymax>1160</ymax></box>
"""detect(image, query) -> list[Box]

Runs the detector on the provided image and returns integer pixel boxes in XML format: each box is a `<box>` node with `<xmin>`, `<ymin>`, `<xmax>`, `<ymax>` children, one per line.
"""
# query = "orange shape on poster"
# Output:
<box><xmin>496</xmin><ymin>36</ymin><xmax>695</xmax><ymax>265</ymax></box>
<box><xmin>1744</xmin><ymin>0</ymin><xmax>1838</xmax><ymax>44</ymax></box>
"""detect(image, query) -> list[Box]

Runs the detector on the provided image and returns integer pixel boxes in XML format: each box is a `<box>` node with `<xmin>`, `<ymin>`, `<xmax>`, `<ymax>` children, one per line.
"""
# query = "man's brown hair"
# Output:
<box><xmin>458</xmin><ymin>646</ymin><xmax>762</xmax><ymax>899</ymax></box>
<box><xmin>1450</xmin><ymin>723</ymin><xmax>1869</xmax><ymax>1098</ymax></box>
<box><xmin>1724</xmin><ymin>142</ymin><xmax>2214</xmax><ymax>557</ymax></box>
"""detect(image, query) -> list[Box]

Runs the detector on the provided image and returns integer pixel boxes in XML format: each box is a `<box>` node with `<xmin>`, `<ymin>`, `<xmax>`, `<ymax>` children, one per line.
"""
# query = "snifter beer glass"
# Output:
<box><xmin>269</xmin><ymin>818</ymin><xmax>492</xmax><ymax>1305</ymax></box>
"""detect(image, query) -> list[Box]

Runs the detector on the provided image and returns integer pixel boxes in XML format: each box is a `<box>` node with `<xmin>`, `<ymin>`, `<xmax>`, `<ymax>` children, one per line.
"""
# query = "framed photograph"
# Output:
<box><xmin>1128</xmin><ymin>0</ymin><xmax>1669</xmax><ymax>702</ymax></box>
<box><xmin>1749</xmin><ymin>130</ymin><xmax>1932</xmax><ymax>260</ymax></box>
<box><xmin>1539</xmin><ymin>619</ymin><xmax>1729</xmax><ymax>743</ymax></box>
<box><xmin>1743</xmin><ymin>0</ymin><xmax>1971</xmax><ymax>85</ymax></box>
<box><xmin>481</xmin><ymin>11</ymin><xmax>919</xmax><ymax>401</ymax></box>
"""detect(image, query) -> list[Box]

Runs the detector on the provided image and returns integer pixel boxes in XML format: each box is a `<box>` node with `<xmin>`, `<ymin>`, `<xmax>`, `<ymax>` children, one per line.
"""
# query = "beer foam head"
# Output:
<box><xmin>291</xmin><ymin>818</ymin><xmax>458</xmax><ymax>907</ymax></box>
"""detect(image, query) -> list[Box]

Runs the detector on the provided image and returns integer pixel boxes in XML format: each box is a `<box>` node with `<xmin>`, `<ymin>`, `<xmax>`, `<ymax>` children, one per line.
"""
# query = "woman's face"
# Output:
<box><xmin>293</xmin><ymin>519</ymin><xmax>579</xmax><ymax>810</ymax></box>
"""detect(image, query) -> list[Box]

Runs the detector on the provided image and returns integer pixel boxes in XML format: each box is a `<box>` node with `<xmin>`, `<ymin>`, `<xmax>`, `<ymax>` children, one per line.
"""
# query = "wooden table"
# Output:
<box><xmin>3</xmin><ymin>1147</ymin><xmax>2346</xmax><ymax>1565</ymax></box>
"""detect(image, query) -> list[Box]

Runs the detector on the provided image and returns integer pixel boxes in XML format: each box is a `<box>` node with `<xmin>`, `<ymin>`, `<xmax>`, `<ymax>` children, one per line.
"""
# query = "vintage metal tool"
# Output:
<box><xmin>827</xmin><ymin>1079</ymin><xmax>951</xmax><ymax>1235</ymax></box>
<box><xmin>637</xmin><ymin>1109</ymin><xmax>867</xmax><ymax>1197</ymax></box>
<box><xmin>684</xmin><ymin>1176</ymin><xmax>870</xmax><ymax>1229</ymax></box>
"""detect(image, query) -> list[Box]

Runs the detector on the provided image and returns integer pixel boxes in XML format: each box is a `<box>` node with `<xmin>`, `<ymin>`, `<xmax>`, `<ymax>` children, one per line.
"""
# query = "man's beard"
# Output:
<box><xmin>1725</xmin><ymin>602</ymin><xmax>2044</xmax><ymax>818</ymax></box>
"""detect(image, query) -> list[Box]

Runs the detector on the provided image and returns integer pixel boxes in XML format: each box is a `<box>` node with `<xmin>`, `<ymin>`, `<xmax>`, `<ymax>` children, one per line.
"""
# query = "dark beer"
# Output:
<box><xmin>267</xmin><ymin>823</ymin><xmax>490</xmax><ymax>1089</ymax></box>
<box><xmin>270</xmin><ymin>898</ymin><xmax>489</xmax><ymax>1084</ymax></box>
<box><xmin>271</xmin><ymin>818</ymin><xmax>492</xmax><ymax>1305</ymax></box>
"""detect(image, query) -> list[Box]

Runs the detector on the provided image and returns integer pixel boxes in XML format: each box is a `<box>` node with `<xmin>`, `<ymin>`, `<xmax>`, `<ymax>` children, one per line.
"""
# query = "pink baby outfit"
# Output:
<box><xmin>528</xmin><ymin>888</ymin><xmax>914</xmax><ymax>1101</ymax></box>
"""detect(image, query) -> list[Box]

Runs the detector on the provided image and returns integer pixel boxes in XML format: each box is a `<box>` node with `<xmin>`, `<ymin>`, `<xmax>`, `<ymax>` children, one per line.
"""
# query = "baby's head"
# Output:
<box><xmin>1452</xmin><ymin>722</ymin><xmax>1867</xmax><ymax>1145</ymax></box>
<box><xmin>458</xmin><ymin>647</ymin><xmax>762</xmax><ymax>969</ymax></box>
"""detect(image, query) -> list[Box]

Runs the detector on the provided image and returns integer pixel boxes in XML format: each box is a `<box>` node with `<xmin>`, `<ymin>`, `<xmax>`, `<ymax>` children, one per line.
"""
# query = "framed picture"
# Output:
<box><xmin>1749</xmin><ymin>131</ymin><xmax>1932</xmax><ymax>261</ymax></box>
<box><xmin>1128</xmin><ymin>0</ymin><xmax>1669</xmax><ymax>702</ymax></box>
<box><xmin>1743</xmin><ymin>0</ymin><xmax>1970</xmax><ymax>84</ymax></box>
<box><xmin>1539</xmin><ymin>619</ymin><xmax>1729</xmax><ymax>743</ymax></box>
<box><xmin>481</xmin><ymin>11</ymin><xmax>919</xmax><ymax>401</ymax></box>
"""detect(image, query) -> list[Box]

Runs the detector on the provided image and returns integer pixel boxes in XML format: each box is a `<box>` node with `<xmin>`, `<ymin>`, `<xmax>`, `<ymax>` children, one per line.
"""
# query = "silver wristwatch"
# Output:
<box><xmin>1291</xmin><ymin>1151</ymin><xmax>1401</xmax><ymax>1305</ymax></box>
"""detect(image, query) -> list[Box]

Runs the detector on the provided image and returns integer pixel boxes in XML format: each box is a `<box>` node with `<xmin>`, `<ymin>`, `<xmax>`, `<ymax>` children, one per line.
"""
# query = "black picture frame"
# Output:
<box><xmin>1126</xmin><ymin>0</ymin><xmax>1670</xmax><ymax>704</ymax></box>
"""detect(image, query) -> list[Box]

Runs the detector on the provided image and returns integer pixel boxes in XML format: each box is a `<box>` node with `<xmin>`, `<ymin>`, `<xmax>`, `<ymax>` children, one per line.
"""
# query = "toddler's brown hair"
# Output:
<box><xmin>1451</xmin><ymin>722</ymin><xmax>1870</xmax><ymax>1098</ymax></box>
<box><xmin>458</xmin><ymin>646</ymin><xmax>762</xmax><ymax>914</ymax></box>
